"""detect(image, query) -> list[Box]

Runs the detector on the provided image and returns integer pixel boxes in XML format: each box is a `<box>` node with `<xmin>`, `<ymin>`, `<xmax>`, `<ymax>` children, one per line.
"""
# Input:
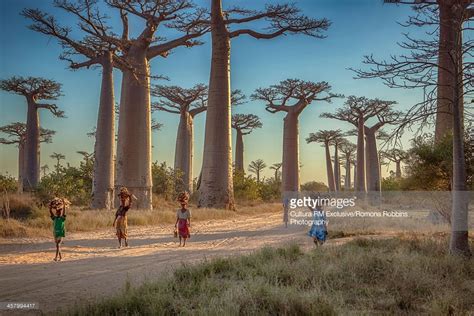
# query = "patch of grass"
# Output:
<box><xmin>65</xmin><ymin>236</ymin><xmax>473</xmax><ymax>315</ymax></box>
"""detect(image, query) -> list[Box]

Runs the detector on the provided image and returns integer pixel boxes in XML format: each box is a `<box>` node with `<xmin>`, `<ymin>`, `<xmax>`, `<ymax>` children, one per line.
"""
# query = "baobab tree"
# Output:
<box><xmin>306</xmin><ymin>130</ymin><xmax>341</xmax><ymax>192</ymax></box>
<box><xmin>22</xmin><ymin>5</ymin><xmax>133</xmax><ymax>209</ymax></box>
<box><xmin>357</xmin><ymin>1</ymin><xmax>473</xmax><ymax>142</ymax></box>
<box><xmin>41</xmin><ymin>164</ymin><xmax>49</xmax><ymax>178</ymax></box>
<box><xmin>253</xmin><ymin>79</ymin><xmax>339</xmax><ymax>193</ymax></box>
<box><xmin>248</xmin><ymin>159</ymin><xmax>267</xmax><ymax>183</ymax></box>
<box><xmin>270</xmin><ymin>163</ymin><xmax>282</xmax><ymax>182</ymax></box>
<box><xmin>200</xmin><ymin>1</ymin><xmax>331</xmax><ymax>209</ymax></box>
<box><xmin>321</xmin><ymin>96</ymin><xmax>392</xmax><ymax>193</ymax></box>
<box><xmin>151</xmin><ymin>84</ymin><xmax>208</xmax><ymax>193</ymax></box>
<box><xmin>338</xmin><ymin>139</ymin><xmax>357</xmax><ymax>190</ymax></box>
<box><xmin>50</xmin><ymin>152</ymin><xmax>66</xmax><ymax>175</ymax></box>
<box><xmin>363</xmin><ymin>103</ymin><xmax>400</xmax><ymax>192</ymax></box>
<box><xmin>356</xmin><ymin>2</ymin><xmax>473</xmax><ymax>255</ymax></box>
<box><xmin>330</xmin><ymin>130</ymin><xmax>345</xmax><ymax>191</ymax></box>
<box><xmin>231</xmin><ymin>114</ymin><xmax>262</xmax><ymax>172</ymax></box>
<box><xmin>0</xmin><ymin>77</ymin><xmax>63</xmax><ymax>191</ymax></box>
<box><xmin>0</xmin><ymin>123</ymin><xmax>55</xmax><ymax>192</ymax></box>
<box><xmin>381</xmin><ymin>148</ymin><xmax>409</xmax><ymax>178</ymax></box>
<box><xmin>84</xmin><ymin>0</ymin><xmax>209</xmax><ymax>209</ymax></box>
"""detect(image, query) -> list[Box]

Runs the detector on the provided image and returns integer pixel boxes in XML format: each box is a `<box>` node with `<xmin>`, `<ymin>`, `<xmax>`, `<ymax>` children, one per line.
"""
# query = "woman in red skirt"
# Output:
<box><xmin>175</xmin><ymin>191</ymin><xmax>191</xmax><ymax>247</ymax></box>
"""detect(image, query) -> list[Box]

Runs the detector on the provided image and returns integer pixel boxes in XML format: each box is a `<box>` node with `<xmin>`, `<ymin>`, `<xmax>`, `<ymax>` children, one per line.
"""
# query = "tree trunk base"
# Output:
<box><xmin>449</xmin><ymin>231</ymin><xmax>472</xmax><ymax>257</ymax></box>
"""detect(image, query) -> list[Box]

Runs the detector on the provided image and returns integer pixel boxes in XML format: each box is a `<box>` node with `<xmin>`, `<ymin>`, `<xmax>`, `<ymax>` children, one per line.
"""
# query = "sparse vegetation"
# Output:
<box><xmin>65</xmin><ymin>236</ymin><xmax>474</xmax><ymax>315</ymax></box>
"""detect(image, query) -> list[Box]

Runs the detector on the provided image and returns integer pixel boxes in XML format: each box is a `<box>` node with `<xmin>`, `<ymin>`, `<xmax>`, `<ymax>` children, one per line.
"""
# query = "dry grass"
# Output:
<box><xmin>0</xmin><ymin>195</ymin><xmax>281</xmax><ymax>238</ymax></box>
<box><xmin>64</xmin><ymin>235</ymin><xmax>474</xmax><ymax>315</ymax></box>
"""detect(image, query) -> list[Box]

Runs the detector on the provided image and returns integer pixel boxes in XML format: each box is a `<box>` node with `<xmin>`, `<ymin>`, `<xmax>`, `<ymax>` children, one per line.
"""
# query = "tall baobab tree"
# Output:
<box><xmin>363</xmin><ymin>102</ymin><xmax>400</xmax><ymax>192</ymax></box>
<box><xmin>270</xmin><ymin>163</ymin><xmax>282</xmax><ymax>182</ymax></box>
<box><xmin>231</xmin><ymin>114</ymin><xmax>262</xmax><ymax>172</ymax></box>
<box><xmin>306</xmin><ymin>130</ymin><xmax>341</xmax><ymax>192</ymax></box>
<box><xmin>357</xmin><ymin>2</ymin><xmax>472</xmax><ymax>255</ymax></box>
<box><xmin>22</xmin><ymin>6</ymin><xmax>133</xmax><ymax>209</ymax></box>
<box><xmin>248</xmin><ymin>159</ymin><xmax>267</xmax><ymax>183</ymax></box>
<box><xmin>330</xmin><ymin>130</ymin><xmax>345</xmax><ymax>191</ymax></box>
<box><xmin>0</xmin><ymin>77</ymin><xmax>63</xmax><ymax>191</ymax></box>
<box><xmin>321</xmin><ymin>96</ymin><xmax>391</xmax><ymax>193</ymax></box>
<box><xmin>200</xmin><ymin>1</ymin><xmax>330</xmax><ymax>209</ymax></box>
<box><xmin>0</xmin><ymin>123</ymin><xmax>55</xmax><ymax>192</ymax></box>
<box><xmin>339</xmin><ymin>139</ymin><xmax>357</xmax><ymax>190</ymax></box>
<box><xmin>83</xmin><ymin>0</ymin><xmax>209</xmax><ymax>209</ymax></box>
<box><xmin>151</xmin><ymin>84</ymin><xmax>208</xmax><ymax>193</ymax></box>
<box><xmin>253</xmin><ymin>79</ymin><xmax>338</xmax><ymax>193</ymax></box>
<box><xmin>50</xmin><ymin>152</ymin><xmax>66</xmax><ymax>175</ymax></box>
<box><xmin>381</xmin><ymin>148</ymin><xmax>409</xmax><ymax>179</ymax></box>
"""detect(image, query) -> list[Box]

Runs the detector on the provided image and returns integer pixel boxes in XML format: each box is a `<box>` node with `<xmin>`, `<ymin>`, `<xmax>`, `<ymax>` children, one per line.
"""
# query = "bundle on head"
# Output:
<box><xmin>177</xmin><ymin>191</ymin><xmax>190</xmax><ymax>203</ymax></box>
<box><xmin>49</xmin><ymin>197</ymin><xmax>71</xmax><ymax>210</ymax></box>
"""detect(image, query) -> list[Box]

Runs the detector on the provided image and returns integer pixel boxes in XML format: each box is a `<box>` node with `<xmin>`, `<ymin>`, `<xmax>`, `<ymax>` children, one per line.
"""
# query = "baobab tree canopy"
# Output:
<box><xmin>0</xmin><ymin>77</ymin><xmax>63</xmax><ymax>105</ymax></box>
<box><xmin>0</xmin><ymin>123</ymin><xmax>55</xmax><ymax>145</ymax></box>
<box><xmin>232</xmin><ymin>114</ymin><xmax>262</xmax><ymax>172</ymax></box>
<box><xmin>253</xmin><ymin>79</ymin><xmax>339</xmax><ymax>193</ymax></box>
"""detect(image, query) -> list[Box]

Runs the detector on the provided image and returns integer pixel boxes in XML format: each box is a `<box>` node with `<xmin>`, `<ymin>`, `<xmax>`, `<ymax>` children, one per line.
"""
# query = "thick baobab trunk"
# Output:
<box><xmin>344</xmin><ymin>157</ymin><xmax>351</xmax><ymax>190</ymax></box>
<box><xmin>435</xmin><ymin>2</ymin><xmax>456</xmax><ymax>142</ymax></box>
<box><xmin>282</xmin><ymin>111</ymin><xmax>300</xmax><ymax>192</ymax></box>
<box><xmin>395</xmin><ymin>161</ymin><xmax>401</xmax><ymax>178</ymax></box>
<box><xmin>174</xmin><ymin>111</ymin><xmax>194</xmax><ymax>193</ymax></box>
<box><xmin>356</xmin><ymin>117</ymin><xmax>366</xmax><ymax>192</ymax></box>
<box><xmin>449</xmin><ymin>23</ymin><xmax>470</xmax><ymax>256</ymax></box>
<box><xmin>324</xmin><ymin>142</ymin><xmax>335</xmax><ymax>192</ymax></box>
<box><xmin>235</xmin><ymin>129</ymin><xmax>244</xmax><ymax>172</ymax></box>
<box><xmin>91</xmin><ymin>53</ymin><xmax>115</xmax><ymax>209</ymax></box>
<box><xmin>18</xmin><ymin>141</ymin><xmax>25</xmax><ymax>193</ymax></box>
<box><xmin>365</xmin><ymin>129</ymin><xmax>380</xmax><ymax>192</ymax></box>
<box><xmin>353</xmin><ymin>161</ymin><xmax>357</xmax><ymax>191</ymax></box>
<box><xmin>116</xmin><ymin>48</ymin><xmax>153</xmax><ymax>210</ymax></box>
<box><xmin>24</xmin><ymin>99</ymin><xmax>40</xmax><ymax>191</ymax></box>
<box><xmin>334</xmin><ymin>145</ymin><xmax>340</xmax><ymax>191</ymax></box>
<box><xmin>199</xmin><ymin>0</ymin><xmax>234</xmax><ymax>209</ymax></box>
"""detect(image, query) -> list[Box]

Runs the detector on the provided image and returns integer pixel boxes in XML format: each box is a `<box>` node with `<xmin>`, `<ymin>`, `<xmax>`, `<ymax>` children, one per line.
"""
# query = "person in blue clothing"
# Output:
<box><xmin>308</xmin><ymin>203</ymin><xmax>328</xmax><ymax>246</ymax></box>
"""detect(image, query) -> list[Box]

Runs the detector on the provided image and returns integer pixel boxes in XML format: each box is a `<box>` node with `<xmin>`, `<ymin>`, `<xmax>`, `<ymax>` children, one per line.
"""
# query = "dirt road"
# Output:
<box><xmin>0</xmin><ymin>212</ymin><xmax>370</xmax><ymax>314</ymax></box>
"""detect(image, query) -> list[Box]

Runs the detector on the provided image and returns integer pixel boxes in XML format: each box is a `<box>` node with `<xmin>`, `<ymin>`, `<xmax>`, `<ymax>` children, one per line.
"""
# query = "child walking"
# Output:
<box><xmin>113</xmin><ymin>187</ymin><xmax>133</xmax><ymax>248</ymax></box>
<box><xmin>308</xmin><ymin>204</ymin><xmax>328</xmax><ymax>246</ymax></box>
<box><xmin>49</xmin><ymin>198</ymin><xmax>70</xmax><ymax>261</ymax></box>
<box><xmin>175</xmin><ymin>192</ymin><xmax>191</xmax><ymax>247</ymax></box>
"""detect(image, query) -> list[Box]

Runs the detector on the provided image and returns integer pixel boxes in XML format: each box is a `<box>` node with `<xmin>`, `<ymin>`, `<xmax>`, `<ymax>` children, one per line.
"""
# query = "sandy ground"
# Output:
<box><xmin>0</xmin><ymin>212</ymin><xmax>389</xmax><ymax>314</ymax></box>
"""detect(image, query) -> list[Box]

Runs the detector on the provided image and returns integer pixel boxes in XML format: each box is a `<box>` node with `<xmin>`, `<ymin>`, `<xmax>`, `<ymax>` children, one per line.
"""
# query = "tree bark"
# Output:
<box><xmin>344</xmin><ymin>157</ymin><xmax>351</xmax><ymax>190</ymax></box>
<box><xmin>353</xmin><ymin>161</ymin><xmax>357</xmax><ymax>191</ymax></box>
<box><xmin>24</xmin><ymin>98</ymin><xmax>40</xmax><ymax>191</ymax></box>
<box><xmin>198</xmin><ymin>0</ymin><xmax>234</xmax><ymax>209</ymax></box>
<box><xmin>174</xmin><ymin>111</ymin><xmax>194</xmax><ymax>193</ymax></box>
<box><xmin>449</xmin><ymin>13</ymin><xmax>470</xmax><ymax>255</ymax></box>
<box><xmin>282</xmin><ymin>111</ymin><xmax>300</xmax><ymax>192</ymax></box>
<box><xmin>115</xmin><ymin>47</ymin><xmax>153</xmax><ymax>210</ymax></box>
<box><xmin>235</xmin><ymin>129</ymin><xmax>244</xmax><ymax>172</ymax></box>
<box><xmin>435</xmin><ymin>1</ymin><xmax>456</xmax><ymax>142</ymax></box>
<box><xmin>334</xmin><ymin>144</ymin><xmax>340</xmax><ymax>191</ymax></box>
<box><xmin>325</xmin><ymin>142</ymin><xmax>335</xmax><ymax>192</ymax></box>
<box><xmin>365</xmin><ymin>128</ymin><xmax>381</xmax><ymax>192</ymax></box>
<box><xmin>395</xmin><ymin>161</ymin><xmax>401</xmax><ymax>178</ymax></box>
<box><xmin>356</xmin><ymin>116</ymin><xmax>366</xmax><ymax>192</ymax></box>
<box><xmin>91</xmin><ymin>52</ymin><xmax>115</xmax><ymax>209</ymax></box>
<box><xmin>18</xmin><ymin>141</ymin><xmax>25</xmax><ymax>193</ymax></box>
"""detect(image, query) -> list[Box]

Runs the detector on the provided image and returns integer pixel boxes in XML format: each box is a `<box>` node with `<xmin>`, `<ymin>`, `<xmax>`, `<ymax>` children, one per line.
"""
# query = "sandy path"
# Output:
<box><xmin>0</xmin><ymin>212</ymin><xmax>384</xmax><ymax>314</ymax></box>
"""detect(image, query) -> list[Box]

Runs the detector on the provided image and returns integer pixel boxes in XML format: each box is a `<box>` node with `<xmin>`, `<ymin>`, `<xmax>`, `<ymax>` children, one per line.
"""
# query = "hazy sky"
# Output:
<box><xmin>0</xmin><ymin>0</ymin><xmax>427</xmax><ymax>184</ymax></box>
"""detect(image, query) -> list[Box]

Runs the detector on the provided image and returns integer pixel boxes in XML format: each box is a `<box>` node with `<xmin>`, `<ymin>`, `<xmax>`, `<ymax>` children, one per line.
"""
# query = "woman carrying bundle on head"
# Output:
<box><xmin>49</xmin><ymin>197</ymin><xmax>71</xmax><ymax>261</ymax></box>
<box><xmin>113</xmin><ymin>187</ymin><xmax>133</xmax><ymax>248</ymax></box>
<box><xmin>175</xmin><ymin>191</ymin><xmax>191</xmax><ymax>247</ymax></box>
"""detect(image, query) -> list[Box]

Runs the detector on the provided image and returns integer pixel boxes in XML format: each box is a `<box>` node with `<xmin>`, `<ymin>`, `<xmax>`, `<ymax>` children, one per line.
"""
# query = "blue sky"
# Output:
<box><xmin>0</xmin><ymin>0</ymin><xmax>426</xmax><ymax>184</ymax></box>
